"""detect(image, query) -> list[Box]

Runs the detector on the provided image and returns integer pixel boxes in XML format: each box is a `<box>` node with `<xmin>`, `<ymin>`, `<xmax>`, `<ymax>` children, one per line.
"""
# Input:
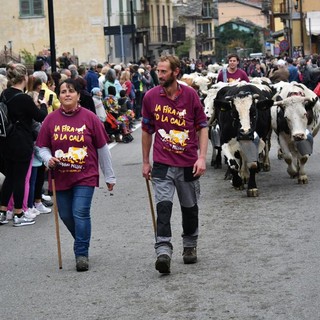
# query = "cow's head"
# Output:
<box><xmin>225</xmin><ymin>91</ymin><xmax>259</xmax><ymax>141</ymax></box>
<box><xmin>274</xmin><ymin>96</ymin><xmax>314</xmax><ymax>141</ymax></box>
<box><xmin>215</xmin><ymin>91</ymin><xmax>271</xmax><ymax>141</ymax></box>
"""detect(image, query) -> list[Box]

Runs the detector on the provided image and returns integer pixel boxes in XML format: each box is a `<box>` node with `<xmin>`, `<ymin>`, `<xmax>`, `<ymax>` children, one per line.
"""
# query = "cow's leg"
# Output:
<box><xmin>222</xmin><ymin>140</ymin><xmax>240</xmax><ymax>170</ymax></box>
<box><xmin>210</xmin><ymin>125</ymin><xmax>222</xmax><ymax>169</ymax></box>
<box><xmin>247</xmin><ymin>167</ymin><xmax>259</xmax><ymax>197</ymax></box>
<box><xmin>239</xmin><ymin>138</ymin><xmax>260</xmax><ymax>184</ymax></box>
<box><xmin>297</xmin><ymin>155</ymin><xmax>309</xmax><ymax>184</ymax></box>
<box><xmin>279</xmin><ymin>134</ymin><xmax>298</xmax><ymax>178</ymax></box>
<box><xmin>222</xmin><ymin>142</ymin><xmax>243</xmax><ymax>189</ymax></box>
<box><xmin>261</xmin><ymin>131</ymin><xmax>271</xmax><ymax>171</ymax></box>
<box><xmin>240</xmin><ymin>159</ymin><xmax>249</xmax><ymax>184</ymax></box>
<box><xmin>212</xmin><ymin>147</ymin><xmax>222</xmax><ymax>169</ymax></box>
<box><xmin>230</xmin><ymin>166</ymin><xmax>244</xmax><ymax>190</ymax></box>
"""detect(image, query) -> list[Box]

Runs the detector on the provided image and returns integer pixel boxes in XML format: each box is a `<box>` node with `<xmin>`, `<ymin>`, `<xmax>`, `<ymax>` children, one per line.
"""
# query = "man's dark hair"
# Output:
<box><xmin>227</xmin><ymin>53</ymin><xmax>240</xmax><ymax>62</ymax></box>
<box><xmin>34</xmin><ymin>60</ymin><xmax>45</xmax><ymax>71</ymax></box>
<box><xmin>108</xmin><ymin>85</ymin><xmax>116</xmax><ymax>96</ymax></box>
<box><xmin>286</xmin><ymin>57</ymin><xmax>293</xmax><ymax>64</ymax></box>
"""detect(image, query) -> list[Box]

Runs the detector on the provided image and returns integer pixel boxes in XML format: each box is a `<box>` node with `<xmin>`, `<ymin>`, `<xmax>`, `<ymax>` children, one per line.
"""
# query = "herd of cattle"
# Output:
<box><xmin>179</xmin><ymin>70</ymin><xmax>320</xmax><ymax>197</ymax></box>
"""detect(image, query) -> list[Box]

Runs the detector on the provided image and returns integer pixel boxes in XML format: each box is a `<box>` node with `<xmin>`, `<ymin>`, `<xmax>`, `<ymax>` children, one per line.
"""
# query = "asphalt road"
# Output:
<box><xmin>1</xmin><ymin>127</ymin><xmax>320</xmax><ymax>320</ymax></box>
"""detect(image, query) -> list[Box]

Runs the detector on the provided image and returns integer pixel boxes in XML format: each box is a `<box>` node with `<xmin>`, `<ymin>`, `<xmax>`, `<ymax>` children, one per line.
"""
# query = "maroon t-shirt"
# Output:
<box><xmin>36</xmin><ymin>107</ymin><xmax>109</xmax><ymax>191</ymax></box>
<box><xmin>142</xmin><ymin>84</ymin><xmax>207</xmax><ymax>167</ymax></box>
<box><xmin>217</xmin><ymin>68</ymin><xmax>250</xmax><ymax>83</ymax></box>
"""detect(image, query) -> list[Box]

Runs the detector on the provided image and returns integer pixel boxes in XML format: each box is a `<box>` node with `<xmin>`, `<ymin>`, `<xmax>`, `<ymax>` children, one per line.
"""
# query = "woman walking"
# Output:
<box><xmin>36</xmin><ymin>79</ymin><xmax>116</xmax><ymax>271</ymax></box>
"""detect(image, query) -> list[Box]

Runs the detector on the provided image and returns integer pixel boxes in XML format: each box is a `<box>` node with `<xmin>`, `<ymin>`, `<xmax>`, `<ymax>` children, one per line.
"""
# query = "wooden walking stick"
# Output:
<box><xmin>145</xmin><ymin>178</ymin><xmax>157</xmax><ymax>241</ymax></box>
<box><xmin>51</xmin><ymin>169</ymin><xmax>62</xmax><ymax>269</ymax></box>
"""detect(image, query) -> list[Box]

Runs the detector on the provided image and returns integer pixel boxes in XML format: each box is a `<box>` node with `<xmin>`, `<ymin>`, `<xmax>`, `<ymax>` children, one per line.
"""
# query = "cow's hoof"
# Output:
<box><xmin>263</xmin><ymin>164</ymin><xmax>271</xmax><ymax>172</ymax></box>
<box><xmin>232</xmin><ymin>174</ymin><xmax>243</xmax><ymax>189</ymax></box>
<box><xmin>211</xmin><ymin>160</ymin><xmax>222</xmax><ymax>169</ymax></box>
<box><xmin>298</xmin><ymin>176</ymin><xmax>308</xmax><ymax>184</ymax></box>
<box><xmin>214</xmin><ymin>162</ymin><xmax>222</xmax><ymax>169</ymax></box>
<box><xmin>287</xmin><ymin>169</ymin><xmax>298</xmax><ymax>178</ymax></box>
<box><xmin>247</xmin><ymin>188</ymin><xmax>259</xmax><ymax>197</ymax></box>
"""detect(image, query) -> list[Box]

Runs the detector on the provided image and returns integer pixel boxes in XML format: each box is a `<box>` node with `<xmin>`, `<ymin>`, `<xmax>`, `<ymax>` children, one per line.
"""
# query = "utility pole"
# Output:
<box><xmin>47</xmin><ymin>0</ymin><xmax>56</xmax><ymax>72</ymax></box>
<box><xmin>299</xmin><ymin>0</ymin><xmax>305</xmax><ymax>56</ymax></box>
<box><xmin>130</xmin><ymin>0</ymin><xmax>136</xmax><ymax>63</ymax></box>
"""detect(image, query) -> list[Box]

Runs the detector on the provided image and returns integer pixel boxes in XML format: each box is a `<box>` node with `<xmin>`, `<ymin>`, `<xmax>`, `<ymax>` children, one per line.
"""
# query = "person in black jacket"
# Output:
<box><xmin>74</xmin><ymin>77</ymin><xmax>96</xmax><ymax>114</ymax></box>
<box><xmin>0</xmin><ymin>63</ymin><xmax>48</xmax><ymax>226</ymax></box>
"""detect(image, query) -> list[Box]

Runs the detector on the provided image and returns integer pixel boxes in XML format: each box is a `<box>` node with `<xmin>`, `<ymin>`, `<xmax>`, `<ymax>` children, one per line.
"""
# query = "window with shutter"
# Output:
<box><xmin>20</xmin><ymin>0</ymin><xmax>44</xmax><ymax>17</ymax></box>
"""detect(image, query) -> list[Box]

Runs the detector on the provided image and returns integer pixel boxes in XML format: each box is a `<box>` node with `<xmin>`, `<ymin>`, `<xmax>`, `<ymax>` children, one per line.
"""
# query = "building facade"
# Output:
<box><xmin>0</xmin><ymin>0</ymin><xmax>108</xmax><ymax>65</ymax></box>
<box><xmin>0</xmin><ymin>0</ymin><xmax>175</xmax><ymax>67</ymax></box>
<box><xmin>271</xmin><ymin>0</ymin><xmax>320</xmax><ymax>56</ymax></box>
<box><xmin>173</xmin><ymin>0</ymin><xmax>218</xmax><ymax>59</ymax></box>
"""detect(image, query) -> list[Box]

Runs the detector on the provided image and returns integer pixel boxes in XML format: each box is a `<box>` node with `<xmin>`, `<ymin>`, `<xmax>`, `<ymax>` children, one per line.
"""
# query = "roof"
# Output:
<box><xmin>219</xmin><ymin>17</ymin><xmax>263</xmax><ymax>30</ymax></box>
<box><xmin>218</xmin><ymin>0</ymin><xmax>263</xmax><ymax>10</ymax></box>
<box><xmin>173</xmin><ymin>0</ymin><xmax>203</xmax><ymax>18</ymax></box>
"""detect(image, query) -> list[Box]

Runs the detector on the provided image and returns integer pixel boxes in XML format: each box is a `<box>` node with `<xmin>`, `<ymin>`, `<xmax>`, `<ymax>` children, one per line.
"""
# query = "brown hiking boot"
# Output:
<box><xmin>155</xmin><ymin>254</ymin><xmax>171</xmax><ymax>274</ymax></box>
<box><xmin>183</xmin><ymin>247</ymin><xmax>197</xmax><ymax>264</ymax></box>
<box><xmin>76</xmin><ymin>256</ymin><xmax>89</xmax><ymax>272</ymax></box>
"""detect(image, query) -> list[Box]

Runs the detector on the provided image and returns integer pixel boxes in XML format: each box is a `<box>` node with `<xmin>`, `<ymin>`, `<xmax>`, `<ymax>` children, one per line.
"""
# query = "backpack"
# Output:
<box><xmin>222</xmin><ymin>68</ymin><xmax>228</xmax><ymax>82</ymax></box>
<box><xmin>0</xmin><ymin>92</ymin><xmax>23</xmax><ymax>138</ymax></box>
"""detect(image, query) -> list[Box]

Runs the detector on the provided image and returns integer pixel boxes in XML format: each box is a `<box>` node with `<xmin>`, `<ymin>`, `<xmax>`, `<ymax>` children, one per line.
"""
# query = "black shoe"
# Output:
<box><xmin>42</xmin><ymin>199</ymin><xmax>53</xmax><ymax>207</ymax></box>
<box><xmin>155</xmin><ymin>254</ymin><xmax>171</xmax><ymax>274</ymax></box>
<box><xmin>76</xmin><ymin>256</ymin><xmax>89</xmax><ymax>272</ymax></box>
<box><xmin>183</xmin><ymin>247</ymin><xmax>197</xmax><ymax>264</ymax></box>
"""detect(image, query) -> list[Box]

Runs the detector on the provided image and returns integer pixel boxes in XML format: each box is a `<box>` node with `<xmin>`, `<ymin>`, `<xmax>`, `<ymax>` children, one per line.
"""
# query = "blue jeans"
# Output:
<box><xmin>56</xmin><ymin>186</ymin><xmax>94</xmax><ymax>257</ymax></box>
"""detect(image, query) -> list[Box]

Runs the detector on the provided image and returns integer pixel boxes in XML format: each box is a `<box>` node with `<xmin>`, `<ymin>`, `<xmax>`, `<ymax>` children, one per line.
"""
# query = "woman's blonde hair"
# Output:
<box><xmin>0</xmin><ymin>74</ymin><xmax>8</xmax><ymax>94</ymax></box>
<box><xmin>6</xmin><ymin>62</ymin><xmax>27</xmax><ymax>85</ymax></box>
<box><xmin>120</xmin><ymin>70</ymin><xmax>131</xmax><ymax>84</ymax></box>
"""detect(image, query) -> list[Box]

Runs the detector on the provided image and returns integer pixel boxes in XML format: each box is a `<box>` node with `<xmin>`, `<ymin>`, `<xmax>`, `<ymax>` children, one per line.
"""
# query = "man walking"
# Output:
<box><xmin>217</xmin><ymin>53</ymin><xmax>249</xmax><ymax>83</ymax></box>
<box><xmin>141</xmin><ymin>55</ymin><xmax>208</xmax><ymax>274</ymax></box>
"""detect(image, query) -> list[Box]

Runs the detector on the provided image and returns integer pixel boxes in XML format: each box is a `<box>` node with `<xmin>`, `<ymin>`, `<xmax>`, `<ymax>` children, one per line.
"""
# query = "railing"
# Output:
<box><xmin>0</xmin><ymin>49</ymin><xmax>21</xmax><ymax>65</ymax></box>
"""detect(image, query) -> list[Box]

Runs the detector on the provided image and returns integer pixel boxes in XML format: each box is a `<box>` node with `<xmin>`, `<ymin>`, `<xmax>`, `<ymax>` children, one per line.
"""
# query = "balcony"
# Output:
<box><xmin>272</xmin><ymin>0</ymin><xmax>289</xmax><ymax>18</ymax></box>
<box><xmin>149</xmin><ymin>26</ymin><xmax>172</xmax><ymax>44</ymax></box>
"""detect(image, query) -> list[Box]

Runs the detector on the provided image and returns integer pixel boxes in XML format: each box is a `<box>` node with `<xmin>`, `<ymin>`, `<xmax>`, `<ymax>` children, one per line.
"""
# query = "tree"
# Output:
<box><xmin>176</xmin><ymin>37</ymin><xmax>192</xmax><ymax>58</ymax></box>
<box><xmin>20</xmin><ymin>49</ymin><xmax>36</xmax><ymax>65</ymax></box>
<box><xmin>215</xmin><ymin>24</ymin><xmax>262</xmax><ymax>61</ymax></box>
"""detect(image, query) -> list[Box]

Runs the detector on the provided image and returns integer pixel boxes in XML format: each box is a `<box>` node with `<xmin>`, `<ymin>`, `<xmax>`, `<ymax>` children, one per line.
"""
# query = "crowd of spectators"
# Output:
<box><xmin>0</xmin><ymin>55</ymin><xmax>159</xmax><ymax>227</ymax></box>
<box><xmin>1</xmin><ymin>51</ymin><xmax>320</xmax><ymax>227</ymax></box>
<box><xmin>179</xmin><ymin>54</ymin><xmax>320</xmax><ymax>90</ymax></box>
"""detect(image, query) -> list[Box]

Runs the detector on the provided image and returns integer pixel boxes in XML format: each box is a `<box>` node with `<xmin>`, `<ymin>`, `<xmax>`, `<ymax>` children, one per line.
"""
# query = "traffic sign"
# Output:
<box><xmin>104</xmin><ymin>24</ymin><xmax>135</xmax><ymax>36</ymax></box>
<box><xmin>279</xmin><ymin>39</ymin><xmax>289</xmax><ymax>51</ymax></box>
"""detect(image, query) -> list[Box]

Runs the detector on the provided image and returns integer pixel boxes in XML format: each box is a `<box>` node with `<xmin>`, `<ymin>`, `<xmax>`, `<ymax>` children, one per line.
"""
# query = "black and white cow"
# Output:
<box><xmin>214</xmin><ymin>83</ymin><xmax>274</xmax><ymax>196</ymax></box>
<box><xmin>203</xmin><ymin>82</ymin><xmax>231</xmax><ymax>168</ymax></box>
<box><xmin>271</xmin><ymin>82</ymin><xmax>320</xmax><ymax>184</ymax></box>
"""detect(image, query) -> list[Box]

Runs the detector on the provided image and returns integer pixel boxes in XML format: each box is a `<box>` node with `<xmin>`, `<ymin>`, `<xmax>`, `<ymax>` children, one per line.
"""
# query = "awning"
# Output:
<box><xmin>305</xmin><ymin>12</ymin><xmax>320</xmax><ymax>36</ymax></box>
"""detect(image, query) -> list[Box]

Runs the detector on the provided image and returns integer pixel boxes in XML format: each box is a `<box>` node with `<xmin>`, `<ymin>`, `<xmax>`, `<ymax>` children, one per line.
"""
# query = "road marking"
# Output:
<box><xmin>108</xmin><ymin>122</ymin><xmax>141</xmax><ymax>150</ymax></box>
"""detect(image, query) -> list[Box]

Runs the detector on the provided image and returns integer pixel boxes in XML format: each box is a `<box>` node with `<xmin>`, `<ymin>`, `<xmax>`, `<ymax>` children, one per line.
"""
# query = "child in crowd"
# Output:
<box><xmin>91</xmin><ymin>87</ymin><xmax>106</xmax><ymax>122</ymax></box>
<box><xmin>103</xmin><ymin>86</ymin><xmax>133</xmax><ymax>143</ymax></box>
<box><xmin>118</xmin><ymin>89</ymin><xmax>135</xmax><ymax>132</ymax></box>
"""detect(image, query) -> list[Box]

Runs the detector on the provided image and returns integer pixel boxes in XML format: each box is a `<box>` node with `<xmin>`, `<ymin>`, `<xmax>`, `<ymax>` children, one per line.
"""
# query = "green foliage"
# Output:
<box><xmin>215</xmin><ymin>24</ymin><xmax>262</xmax><ymax>61</ymax></box>
<box><xmin>20</xmin><ymin>49</ymin><xmax>36</xmax><ymax>65</ymax></box>
<box><xmin>175</xmin><ymin>37</ymin><xmax>192</xmax><ymax>58</ymax></box>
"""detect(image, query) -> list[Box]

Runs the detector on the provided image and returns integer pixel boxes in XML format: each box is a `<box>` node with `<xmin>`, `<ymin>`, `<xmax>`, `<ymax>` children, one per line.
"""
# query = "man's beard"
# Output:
<box><xmin>160</xmin><ymin>72</ymin><xmax>175</xmax><ymax>88</ymax></box>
